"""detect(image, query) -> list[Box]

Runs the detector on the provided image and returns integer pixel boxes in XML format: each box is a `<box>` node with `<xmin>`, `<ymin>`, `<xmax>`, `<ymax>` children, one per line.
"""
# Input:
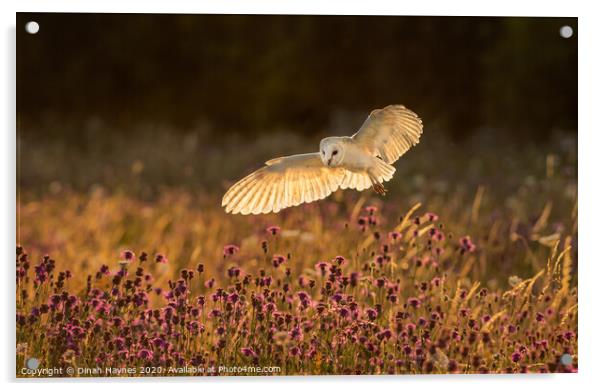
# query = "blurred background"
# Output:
<box><xmin>18</xmin><ymin>14</ymin><xmax>576</xmax><ymax>138</ymax></box>
<box><xmin>16</xmin><ymin>14</ymin><xmax>577</xmax><ymax>284</ymax></box>
<box><xmin>17</xmin><ymin>13</ymin><xmax>577</xmax><ymax>195</ymax></box>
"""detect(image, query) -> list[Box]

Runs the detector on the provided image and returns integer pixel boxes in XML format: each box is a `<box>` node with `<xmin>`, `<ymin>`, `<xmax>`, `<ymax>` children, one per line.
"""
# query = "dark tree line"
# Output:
<box><xmin>17</xmin><ymin>13</ymin><xmax>576</xmax><ymax>141</ymax></box>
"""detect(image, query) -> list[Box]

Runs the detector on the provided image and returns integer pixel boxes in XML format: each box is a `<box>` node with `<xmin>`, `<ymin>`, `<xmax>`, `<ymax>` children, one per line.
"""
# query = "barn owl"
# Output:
<box><xmin>222</xmin><ymin>105</ymin><xmax>423</xmax><ymax>215</ymax></box>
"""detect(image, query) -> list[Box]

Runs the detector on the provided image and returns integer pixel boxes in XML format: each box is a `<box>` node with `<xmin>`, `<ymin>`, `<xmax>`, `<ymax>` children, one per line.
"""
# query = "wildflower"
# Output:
<box><xmin>265</xmin><ymin>302</ymin><xmax>277</xmax><ymax>313</ymax></box>
<box><xmin>366</xmin><ymin>308</ymin><xmax>378</xmax><ymax>321</ymax></box>
<box><xmin>272</xmin><ymin>254</ymin><xmax>286</xmax><ymax>268</ymax></box>
<box><xmin>261</xmin><ymin>240</ymin><xmax>269</xmax><ymax>254</ymax></box>
<box><xmin>448</xmin><ymin>359</ymin><xmax>458</xmax><ymax>373</ymax></box>
<box><xmin>34</xmin><ymin>264</ymin><xmax>48</xmax><ymax>283</ymax></box>
<box><xmin>365</xmin><ymin>206</ymin><xmax>378</xmax><ymax>215</ymax></box>
<box><xmin>227</xmin><ymin>266</ymin><xmax>241</xmax><ymax>278</ymax></box>
<box><xmin>511</xmin><ymin>351</ymin><xmax>522</xmax><ymax>363</ymax></box>
<box><xmin>138</xmin><ymin>251</ymin><xmax>148</xmax><ymax>262</ymax></box>
<box><xmin>241</xmin><ymin>347</ymin><xmax>257</xmax><ymax>358</ymax></box>
<box><xmin>388</xmin><ymin>231</ymin><xmax>401</xmax><ymax>241</ymax></box>
<box><xmin>223</xmin><ymin>244</ymin><xmax>240</xmax><ymax>257</ymax></box>
<box><xmin>227</xmin><ymin>292</ymin><xmax>239</xmax><ymax>304</ymax></box>
<box><xmin>408</xmin><ymin>297</ymin><xmax>421</xmax><ymax>308</ymax></box>
<box><xmin>315</xmin><ymin>261</ymin><xmax>329</xmax><ymax>276</ymax></box>
<box><xmin>297</xmin><ymin>291</ymin><xmax>310</xmax><ymax>302</ymax></box>
<box><xmin>331</xmin><ymin>293</ymin><xmax>344</xmax><ymax>303</ymax></box>
<box><xmin>152</xmin><ymin>337</ymin><xmax>167</xmax><ymax>349</ymax></box>
<box><xmin>120</xmin><ymin>250</ymin><xmax>135</xmax><ymax>262</ymax></box>
<box><xmin>350</xmin><ymin>272</ymin><xmax>360</xmax><ymax>287</ymax></box>
<box><xmin>374</xmin><ymin>277</ymin><xmax>386</xmax><ymax>288</ymax></box>
<box><xmin>374</xmin><ymin>254</ymin><xmax>386</xmax><ymax>266</ymax></box>
<box><xmin>155</xmin><ymin>253</ymin><xmax>169</xmax><ymax>264</ymax></box>
<box><xmin>289</xmin><ymin>326</ymin><xmax>303</xmax><ymax>340</ymax></box>
<box><xmin>137</xmin><ymin>349</ymin><xmax>153</xmax><ymax>360</ymax></box>
<box><xmin>563</xmin><ymin>331</ymin><xmax>575</xmax><ymax>341</ymax></box>
<box><xmin>266</xmin><ymin>225</ymin><xmax>281</xmax><ymax>236</ymax></box>
<box><xmin>459</xmin><ymin>236</ymin><xmax>476</xmax><ymax>253</ymax></box>
<box><xmin>426</xmin><ymin>212</ymin><xmax>439</xmax><ymax>222</ymax></box>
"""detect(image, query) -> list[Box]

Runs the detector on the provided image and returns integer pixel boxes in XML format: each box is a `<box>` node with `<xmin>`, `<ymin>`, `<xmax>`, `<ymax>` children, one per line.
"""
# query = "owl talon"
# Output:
<box><xmin>372</xmin><ymin>182</ymin><xmax>387</xmax><ymax>196</ymax></box>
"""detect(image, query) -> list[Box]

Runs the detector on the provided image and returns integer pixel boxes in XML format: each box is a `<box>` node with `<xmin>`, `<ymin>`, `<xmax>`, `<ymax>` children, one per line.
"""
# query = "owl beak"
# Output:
<box><xmin>327</xmin><ymin>157</ymin><xmax>332</xmax><ymax>166</ymax></box>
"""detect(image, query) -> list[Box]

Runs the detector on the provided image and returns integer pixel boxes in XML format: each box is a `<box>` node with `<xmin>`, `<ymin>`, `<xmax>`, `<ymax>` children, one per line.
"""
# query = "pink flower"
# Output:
<box><xmin>266</xmin><ymin>226</ymin><xmax>281</xmax><ymax>236</ymax></box>
<box><xmin>272</xmin><ymin>254</ymin><xmax>286</xmax><ymax>268</ymax></box>
<box><xmin>365</xmin><ymin>206</ymin><xmax>378</xmax><ymax>215</ymax></box>
<box><xmin>425</xmin><ymin>212</ymin><xmax>439</xmax><ymax>222</ymax></box>
<box><xmin>120</xmin><ymin>250</ymin><xmax>135</xmax><ymax>261</ymax></box>
<box><xmin>223</xmin><ymin>244</ymin><xmax>240</xmax><ymax>257</ymax></box>
<box><xmin>137</xmin><ymin>349</ymin><xmax>153</xmax><ymax>360</ymax></box>
<box><xmin>155</xmin><ymin>253</ymin><xmax>169</xmax><ymax>263</ymax></box>
<box><xmin>388</xmin><ymin>231</ymin><xmax>401</xmax><ymax>241</ymax></box>
<box><xmin>459</xmin><ymin>236</ymin><xmax>476</xmax><ymax>253</ymax></box>
<box><xmin>241</xmin><ymin>347</ymin><xmax>257</xmax><ymax>358</ymax></box>
<box><xmin>408</xmin><ymin>297</ymin><xmax>421</xmax><ymax>308</ymax></box>
<box><xmin>511</xmin><ymin>351</ymin><xmax>521</xmax><ymax>363</ymax></box>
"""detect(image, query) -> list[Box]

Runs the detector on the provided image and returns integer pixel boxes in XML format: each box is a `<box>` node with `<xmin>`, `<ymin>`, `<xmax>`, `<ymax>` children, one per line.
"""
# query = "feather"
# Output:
<box><xmin>352</xmin><ymin>105</ymin><xmax>423</xmax><ymax>164</ymax></box>
<box><xmin>221</xmin><ymin>153</ymin><xmax>345</xmax><ymax>215</ymax></box>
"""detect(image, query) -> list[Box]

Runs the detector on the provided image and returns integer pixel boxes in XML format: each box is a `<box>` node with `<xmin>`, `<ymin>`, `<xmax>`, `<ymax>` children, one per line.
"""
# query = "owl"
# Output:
<box><xmin>222</xmin><ymin>105</ymin><xmax>423</xmax><ymax>214</ymax></box>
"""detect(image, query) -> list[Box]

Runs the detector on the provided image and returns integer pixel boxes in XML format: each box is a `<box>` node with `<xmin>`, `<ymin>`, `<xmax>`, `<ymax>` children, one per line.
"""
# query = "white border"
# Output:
<box><xmin>2</xmin><ymin>1</ymin><xmax>601</xmax><ymax>390</ymax></box>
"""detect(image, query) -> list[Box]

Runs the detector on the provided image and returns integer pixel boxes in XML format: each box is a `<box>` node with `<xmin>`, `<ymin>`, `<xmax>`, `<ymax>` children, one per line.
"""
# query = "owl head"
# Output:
<box><xmin>319</xmin><ymin>137</ymin><xmax>345</xmax><ymax>167</ymax></box>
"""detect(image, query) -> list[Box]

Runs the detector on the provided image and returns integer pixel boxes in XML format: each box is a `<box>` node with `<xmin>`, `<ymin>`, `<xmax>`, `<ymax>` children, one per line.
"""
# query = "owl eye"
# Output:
<box><xmin>322</xmin><ymin>151</ymin><xmax>325</xmax><ymax>155</ymax></box>
<box><xmin>332</xmin><ymin>150</ymin><xmax>338</xmax><ymax>155</ymax></box>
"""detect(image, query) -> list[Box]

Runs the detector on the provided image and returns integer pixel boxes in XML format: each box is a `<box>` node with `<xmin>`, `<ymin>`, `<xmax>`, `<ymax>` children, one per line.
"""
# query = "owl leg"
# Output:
<box><xmin>372</xmin><ymin>182</ymin><xmax>387</xmax><ymax>195</ymax></box>
<box><xmin>368</xmin><ymin>172</ymin><xmax>387</xmax><ymax>196</ymax></box>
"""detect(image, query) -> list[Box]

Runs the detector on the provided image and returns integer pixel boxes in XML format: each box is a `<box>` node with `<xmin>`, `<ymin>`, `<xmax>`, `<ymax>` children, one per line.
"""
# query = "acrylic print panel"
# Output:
<box><xmin>16</xmin><ymin>13</ymin><xmax>577</xmax><ymax>377</ymax></box>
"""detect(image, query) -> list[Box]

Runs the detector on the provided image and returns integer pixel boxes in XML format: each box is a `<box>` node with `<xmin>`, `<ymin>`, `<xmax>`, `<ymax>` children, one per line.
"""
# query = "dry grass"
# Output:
<box><xmin>16</xmin><ymin>131</ymin><xmax>577</xmax><ymax>376</ymax></box>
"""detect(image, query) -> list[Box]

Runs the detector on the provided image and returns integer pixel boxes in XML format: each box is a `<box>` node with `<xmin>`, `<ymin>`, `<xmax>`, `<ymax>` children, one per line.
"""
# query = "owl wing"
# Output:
<box><xmin>351</xmin><ymin>105</ymin><xmax>423</xmax><ymax>164</ymax></box>
<box><xmin>222</xmin><ymin>153</ymin><xmax>345</xmax><ymax>215</ymax></box>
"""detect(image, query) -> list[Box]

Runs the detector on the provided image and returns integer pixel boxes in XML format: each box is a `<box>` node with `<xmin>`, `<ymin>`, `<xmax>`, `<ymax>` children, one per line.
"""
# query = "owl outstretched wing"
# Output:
<box><xmin>352</xmin><ymin>105</ymin><xmax>423</xmax><ymax>164</ymax></box>
<box><xmin>221</xmin><ymin>153</ymin><xmax>345</xmax><ymax>215</ymax></box>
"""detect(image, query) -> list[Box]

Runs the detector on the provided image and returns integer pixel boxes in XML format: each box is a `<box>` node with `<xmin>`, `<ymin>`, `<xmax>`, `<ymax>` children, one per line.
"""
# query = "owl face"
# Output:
<box><xmin>319</xmin><ymin>138</ymin><xmax>345</xmax><ymax>167</ymax></box>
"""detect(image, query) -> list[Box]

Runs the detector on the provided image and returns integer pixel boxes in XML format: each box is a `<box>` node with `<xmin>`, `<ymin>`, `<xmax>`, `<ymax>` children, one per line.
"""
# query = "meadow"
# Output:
<box><xmin>16</xmin><ymin>129</ymin><xmax>578</xmax><ymax>376</ymax></box>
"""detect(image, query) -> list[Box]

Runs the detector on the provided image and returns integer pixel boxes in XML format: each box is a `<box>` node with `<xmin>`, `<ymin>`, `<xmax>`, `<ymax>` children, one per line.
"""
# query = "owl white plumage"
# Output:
<box><xmin>222</xmin><ymin>105</ymin><xmax>423</xmax><ymax>215</ymax></box>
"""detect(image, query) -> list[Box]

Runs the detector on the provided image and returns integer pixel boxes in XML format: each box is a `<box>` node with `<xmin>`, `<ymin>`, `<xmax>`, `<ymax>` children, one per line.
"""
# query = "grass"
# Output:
<box><xmin>16</xmin><ymin>131</ymin><xmax>577</xmax><ymax>376</ymax></box>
